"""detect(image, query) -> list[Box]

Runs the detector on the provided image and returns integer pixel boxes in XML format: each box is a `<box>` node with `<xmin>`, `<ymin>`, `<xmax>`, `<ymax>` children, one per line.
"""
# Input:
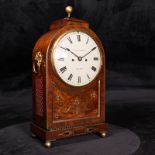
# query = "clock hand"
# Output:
<box><xmin>81</xmin><ymin>47</ymin><xmax>97</xmax><ymax>58</ymax></box>
<box><xmin>60</xmin><ymin>46</ymin><xmax>79</xmax><ymax>59</ymax></box>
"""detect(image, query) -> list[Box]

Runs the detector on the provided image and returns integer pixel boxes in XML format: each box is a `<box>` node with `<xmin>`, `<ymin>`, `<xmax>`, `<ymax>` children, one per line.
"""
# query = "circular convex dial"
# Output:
<box><xmin>52</xmin><ymin>30</ymin><xmax>102</xmax><ymax>87</ymax></box>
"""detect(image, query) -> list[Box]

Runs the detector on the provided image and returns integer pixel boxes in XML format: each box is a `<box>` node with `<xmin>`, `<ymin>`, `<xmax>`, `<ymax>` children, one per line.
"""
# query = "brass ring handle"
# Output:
<box><xmin>33</xmin><ymin>51</ymin><xmax>43</xmax><ymax>74</ymax></box>
<box><xmin>33</xmin><ymin>62</ymin><xmax>37</xmax><ymax>73</ymax></box>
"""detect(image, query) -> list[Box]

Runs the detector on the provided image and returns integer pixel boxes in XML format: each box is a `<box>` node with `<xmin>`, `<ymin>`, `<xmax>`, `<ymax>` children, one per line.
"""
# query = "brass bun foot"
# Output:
<box><xmin>44</xmin><ymin>141</ymin><xmax>52</xmax><ymax>148</ymax></box>
<box><xmin>100</xmin><ymin>131</ymin><xmax>107</xmax><ymax>138</ymax></box>
<box><xmin>31</xmin><ymin>133</ymin><xmax>36</xmax><ymax>138</ymax></box>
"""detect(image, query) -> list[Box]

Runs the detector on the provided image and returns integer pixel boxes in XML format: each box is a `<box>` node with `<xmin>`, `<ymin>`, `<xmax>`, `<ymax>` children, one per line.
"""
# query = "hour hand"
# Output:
<box><xmin>82</xmin><ymin>47</ymin><xmax>97</xmax><ymax>58</ymax></box>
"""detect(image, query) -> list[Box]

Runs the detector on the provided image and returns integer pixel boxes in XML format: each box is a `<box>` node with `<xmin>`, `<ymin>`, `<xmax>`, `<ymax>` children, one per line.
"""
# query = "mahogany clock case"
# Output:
<box><xmin>31</xmin><ymin>17</ymin><xmax>108</xmax><ymax>144</ymax></box>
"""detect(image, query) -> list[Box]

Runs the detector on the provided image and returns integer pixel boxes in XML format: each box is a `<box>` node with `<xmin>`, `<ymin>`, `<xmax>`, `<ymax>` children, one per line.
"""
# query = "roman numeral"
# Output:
<box><xmin>78</xmin><ymin>76</ymin><xmax>81</xmax><ymax>83</ymax></box>
<box><xmin>91</xmin><ymin>66</ymin><xmax>96</xmax><ymax>72</ymax></box>
<box><xmin>77</xmin><ymin>35</ymin><xmax>81</xmax><ymax>41</ymax></box>
<box><xmin>60</xmin><ymin>66</ymin><xmax>67</xmax><ymax>73</ymax></box>
<box><xmin>87</xmin><ymin>74</ymin><xmax>90</xmax><ymax>79</ymax></box>
<box><xmin>57</xmin><ymin>58</ymin><xmax>64</xmax><ymax>61</ymax></box>
<box><xmin>86</xmin><ymin>37</ymin><xmax>89</xmax><ymax>44</ymax></box>
<box><xmin>68</xmin><ymin>74</ymin><xmax>73</xmax><ymax>81</ymax></box>
<box><xmin>94</xmin><ymin>57</ymin><xmax>99</xmax><ymax>61</ymax></box>
<box><xmin>67</xmin><ymin>37</ymin><xmax>73</xmax><ymax>44</ymax></box>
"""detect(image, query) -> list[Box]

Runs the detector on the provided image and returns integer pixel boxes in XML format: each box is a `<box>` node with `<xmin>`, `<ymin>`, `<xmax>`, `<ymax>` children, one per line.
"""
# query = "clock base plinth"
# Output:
<box><xmin>31</xmin><ymin>122</ymin><xmax>108</xmax><ymax>147</ymax></box>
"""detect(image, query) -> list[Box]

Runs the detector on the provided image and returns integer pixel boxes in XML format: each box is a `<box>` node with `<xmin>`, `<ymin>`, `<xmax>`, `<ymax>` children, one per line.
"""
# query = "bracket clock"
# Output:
<box><xmin>31</xmin><ymin>6</ymin><xmax>108</xmax><ymax>147</ymax></box>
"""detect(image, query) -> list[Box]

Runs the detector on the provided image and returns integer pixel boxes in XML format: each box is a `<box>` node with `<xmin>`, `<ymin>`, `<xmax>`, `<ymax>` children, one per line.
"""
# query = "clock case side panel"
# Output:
<box><xmin>46</xmin><ymin>25</ymin><xmax>107</xmax><ymax>131</ymax></box>
<box><xmin>32</xmin><ymin>30</ymin><xmax>58</xmax><ymax>129</ymax></box>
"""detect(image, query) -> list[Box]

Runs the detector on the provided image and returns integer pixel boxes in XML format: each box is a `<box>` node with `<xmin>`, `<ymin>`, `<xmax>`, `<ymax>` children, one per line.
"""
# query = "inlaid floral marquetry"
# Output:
<box><xmin>52</xmin><ymin>84</ymin><xmax>99</xmax><ymax>123</ymax></box>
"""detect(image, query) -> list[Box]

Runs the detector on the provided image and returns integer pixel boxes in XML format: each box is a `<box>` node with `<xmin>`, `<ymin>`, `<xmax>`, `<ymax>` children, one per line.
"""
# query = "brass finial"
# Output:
<box><xmin>65</xmin><ymin>6</ymin><xmax>73</xmax><ymax>18</ymax></box>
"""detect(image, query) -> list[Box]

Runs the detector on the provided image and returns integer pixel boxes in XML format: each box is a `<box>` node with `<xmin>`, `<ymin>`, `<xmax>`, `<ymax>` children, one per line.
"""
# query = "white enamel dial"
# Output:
<box><xmin>52</xmin><ymin>30</ymin><xmax>101</xmax><ymax>87</ymax></box>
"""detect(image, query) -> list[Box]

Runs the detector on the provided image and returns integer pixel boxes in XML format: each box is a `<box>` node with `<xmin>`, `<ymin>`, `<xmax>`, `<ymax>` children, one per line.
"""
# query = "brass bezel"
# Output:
<box><xmin>51</xmin><ymin>28</ymin><xmax>103</xmax><ymax>88</ymax></box>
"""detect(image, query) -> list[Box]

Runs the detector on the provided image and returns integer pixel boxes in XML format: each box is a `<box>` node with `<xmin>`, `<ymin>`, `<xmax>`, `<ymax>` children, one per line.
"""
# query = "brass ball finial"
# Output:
<box><xmin>65</xmin><ymin>6</ymin><xmax>73</xmax><ymax>18</ymax></box>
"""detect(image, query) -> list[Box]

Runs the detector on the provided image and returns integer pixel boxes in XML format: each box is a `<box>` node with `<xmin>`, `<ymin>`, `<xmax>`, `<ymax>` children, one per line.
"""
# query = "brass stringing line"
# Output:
<box><xmin>98</xmin><ymin>80</ymin><xmax>101</xmax><ymax>117</ymax></box>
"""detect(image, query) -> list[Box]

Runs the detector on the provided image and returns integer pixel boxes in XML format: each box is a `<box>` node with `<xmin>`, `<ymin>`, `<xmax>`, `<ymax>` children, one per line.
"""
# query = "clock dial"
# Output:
<box><xmin>52</xmin><ymin>30</ymin><xmax>101</xmax><ymax>87</ymax></box>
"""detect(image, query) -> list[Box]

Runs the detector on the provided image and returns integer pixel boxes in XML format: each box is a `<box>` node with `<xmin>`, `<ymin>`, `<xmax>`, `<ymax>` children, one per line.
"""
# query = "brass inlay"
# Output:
<box><xmin>98</xmin><ymin>80</ymin><xmax>101</xmax><ymax>117</ymax></box>
<box><xmin>52</xmin><ymin>80</ymin><xmax>101</xmax><ymax>123</ymax></box>
<box><xmin>91</xmin><ymin>91</ymin><xmax>97</xmax><ymax>98</ymax></box>
<box><xmin>59</xmin><ymin>130</ymin><xmax>72</xmax><ymax>137</ymax></box>
<box><xmin>86</xmin><ymin>128</ymin><xmax>95</xmax><ymax>133</ymax></box>
<box><xmin>49</xmin><ymin>122</ymin><xmax>104</xmax><ymax>131</ymax></box>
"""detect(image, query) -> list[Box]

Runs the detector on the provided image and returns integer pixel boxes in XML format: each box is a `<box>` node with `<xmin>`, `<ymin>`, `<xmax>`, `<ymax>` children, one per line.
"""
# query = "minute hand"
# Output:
<box><xmin>60</xmin><ymin>46</ymin><xmax>79</xmax><ymax>58</ymax></box>
<box><xmin>82</xmin><ymin>47</ymin><xmax>97</xmax><ymax>58</ymax></box>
